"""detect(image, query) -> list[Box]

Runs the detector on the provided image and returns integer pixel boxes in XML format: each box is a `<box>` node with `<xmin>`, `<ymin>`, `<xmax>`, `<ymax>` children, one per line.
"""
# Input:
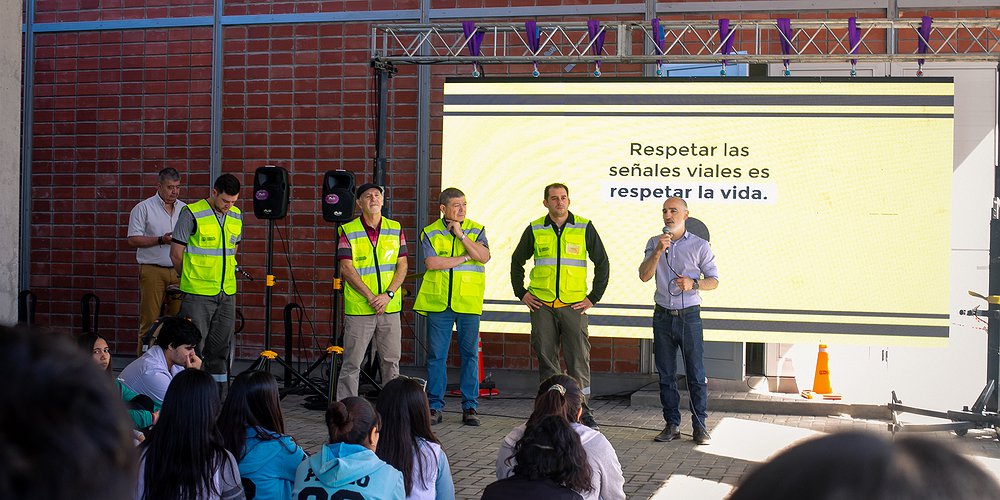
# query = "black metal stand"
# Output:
<box><xmin>888</xmin><ymin>64</ymin><xmax>1000</xmax><ymax>436</ymax></box>
<box><xmin>245</xmin><ymin>219</ymin><xmax>330</xmax><ymax>401</ymax></box>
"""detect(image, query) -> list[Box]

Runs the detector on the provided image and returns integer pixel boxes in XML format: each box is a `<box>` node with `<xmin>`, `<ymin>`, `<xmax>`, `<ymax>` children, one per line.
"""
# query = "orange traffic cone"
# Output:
<box><xmin>801</xmin><ymin>344</ymin><xmax>842</xmax><ymax>400</ymax></box>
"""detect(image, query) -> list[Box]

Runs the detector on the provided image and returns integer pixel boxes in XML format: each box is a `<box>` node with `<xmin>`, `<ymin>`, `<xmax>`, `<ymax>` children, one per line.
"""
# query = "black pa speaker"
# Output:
<box><xmin>323</xmin><ymin>170</ymin><xmax>355</xmax><ymax>223</ymax></box>
<box><xmin>253</xmin><ymin>165</ymin><xmax>290</xmax><ymax>219</ymax></box>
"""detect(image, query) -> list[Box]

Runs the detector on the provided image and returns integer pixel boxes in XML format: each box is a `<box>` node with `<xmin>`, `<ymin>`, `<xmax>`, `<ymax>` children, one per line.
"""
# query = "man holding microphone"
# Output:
<box><xmin>638</xmin><ymin>197</ymin><xmax>719</xmax><ymax>445</ymax></box>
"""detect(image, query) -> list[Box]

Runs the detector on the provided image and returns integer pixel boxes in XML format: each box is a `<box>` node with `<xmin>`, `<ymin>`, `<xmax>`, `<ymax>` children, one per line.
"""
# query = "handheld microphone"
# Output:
<box><xmin>662</xmin><ymin>226</ymin><xmax>671</xmax><ymax>255</ymax></box>
<box><xmin>235</xmin><ymin>266</ymin><xmax>255</xmax><ymax>281</ymax></box>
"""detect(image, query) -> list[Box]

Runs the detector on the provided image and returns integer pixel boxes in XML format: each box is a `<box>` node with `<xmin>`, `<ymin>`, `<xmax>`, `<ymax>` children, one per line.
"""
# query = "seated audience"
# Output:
<box><xmin>497</xmin><ymin>375</ymin><xmax>625</xmax><ymax>500</ymax></box>
<box><xmin>293</xmin><ymin>397</ymin><xmax>405</xmax><ymax>500</ymax></box>
<box><xmin>120</xmin><ymin>316</ymin><xmax>202</xmax><ymax>404</ymax></box>
<box><xmin>483</xmin><ymin>415</ymin><xmax>590</xmax><ymax>500</ymax></box>
<box><xmin>76</xmin><ymin>331</ymin><xmax>158</xmax><ymax>431</ymax></box>
<box><xmin>728</xmin><ymin>431</ymin><xmax>1000</xmax><ymax>500</ymax></box>
<box><xmin>0</xmin><ymin>324</ymin><xmax>136</xmax><ymax>500</ymax></box>
<box><xmin>376</xmin><ymin>377</ymin><xmax>455</xmax><ymax>499</ymax></box>
<box><xmin>219</xmin><ymin>370</ymin><xmax>306</xmax><ymax>500</ymax></box>
<box><xmin>136</xmin><ymin>368</ymin><xmax>245</xmax><ymax>500</ymax></box>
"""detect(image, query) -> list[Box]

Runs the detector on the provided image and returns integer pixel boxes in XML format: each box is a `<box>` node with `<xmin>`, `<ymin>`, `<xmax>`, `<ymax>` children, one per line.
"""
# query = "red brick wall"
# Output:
<box><xmin>24</xmin><ymin>1</ymin><xmax>975</xmax><ymax>377</ymax></box>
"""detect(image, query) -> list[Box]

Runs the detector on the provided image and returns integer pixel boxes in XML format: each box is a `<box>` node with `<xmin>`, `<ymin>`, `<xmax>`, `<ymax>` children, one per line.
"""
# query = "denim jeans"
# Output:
<box><xmin>652</xmin><ymin>304</ymin><xmax>708</xmax><ymax>428</ymax></box>
<box><xmin>426</xmin><ymin>309</ymin><xmax>480</xmax><ymax>411</ymax></box>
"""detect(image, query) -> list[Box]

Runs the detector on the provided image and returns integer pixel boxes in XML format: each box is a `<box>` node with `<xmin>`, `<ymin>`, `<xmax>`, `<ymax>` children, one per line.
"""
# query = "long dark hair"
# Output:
<box><xmin>218</xmin><ymin>370</ymin><xmax>289</xmax><ymax>460</ymax></box>
<box><xmin>527</xmin><ymin>374</ymin><xmax>585</xmax><ymax>427</ymax></box>
<box><xmin>729</xmin><ymin>431</ymin><xmax>1000</xmax><ymax>500</ymax></box>
<box><xmin>139</xmin><ymin>369</ymin><xmax>228</xmax><ymax>500</ymax></box>
<box><xmin>512</xmin><ymin>415</ymin><xmax>593</xmax><ymax>493</ymax></box>
<box><xmin>375</xmin><ymin>377</ymin><xmax>440</xmax><ymax>495</ymax></box>
<box><xmin>327</xmin><ymin>397</ymin><xmax>380</xmax><ymax>447</ymax></box>
<box><xmin>76</xmin><ymin>331</ymin><xmax>112</xmax><ymax>373</ymax></box>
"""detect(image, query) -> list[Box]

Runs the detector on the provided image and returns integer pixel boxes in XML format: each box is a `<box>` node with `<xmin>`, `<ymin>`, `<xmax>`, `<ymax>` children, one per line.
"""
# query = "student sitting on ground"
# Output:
<box><xmin>376</xmin><ymin>377</ymin><xmax>455</xmax><ymax>499</ymax></box>
<box><xmin>497</xmin><ymin>374</ymin><xmax>625</xmax><ymax>500</ymax></box>
<box><xmin>119</xmin><ymin>316</ymin><xmax>202</xmax><ymax>404</ymax></box>
<box><xmin>77</xmin><ymin>331</ymin><xmax>158</xmax><ymax>431</ymax></box>
<box><xmin>484</xmin><ymin>415</ymin><xmax>591</xmax><ymax>500</ymax></box>
<box><xmin>136</xmin><ymin>369</ymin><xmax>245</xmax><ymax>500</ymax></box>
<box><xmin>0</xmin><ymin>325</ymin><xmax>136</xmax><ymax>500</ymax></box>
<box><xmin>293</xmin><ymin>397</ymin><xmax>405</xmax><ymax>500</ymax></box>
<box><xmin>218</xmin><ymin>371</ymin><xmax>306</xmax><ymax>500</ymax></box>
<box><xmin>728</xmin><ymin>430</ymin><xmax>1000</xmax><ymax>500</ymax></box>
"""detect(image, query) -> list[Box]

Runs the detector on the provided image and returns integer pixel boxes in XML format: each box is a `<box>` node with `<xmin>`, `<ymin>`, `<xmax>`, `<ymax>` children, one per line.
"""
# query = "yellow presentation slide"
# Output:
<box><xmin>441</xmin><ymin>78</ymin><xmax>953</xmax><ymax>345</ymax></box>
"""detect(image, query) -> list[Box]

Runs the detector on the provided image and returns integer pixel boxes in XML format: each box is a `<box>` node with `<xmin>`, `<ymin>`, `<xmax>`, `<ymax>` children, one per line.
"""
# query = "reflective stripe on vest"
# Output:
<box><xmin>528</xmin><ymin>215</ymin><xmax>589</xmax><ymax>303</ymax></box>
<box><xmin>413</xmin><ymin>219</ymin><xmax>486</xmax><ymax>315</ymax></box>
<box><xmin>342</xmin><ymin>217</ymin><xmax>403</xmax><ymax>315</ymax></box>
<box><xmin>180</xmin><ymin>199</ymin><xmax>242</xmax><ymax>295</ymax></box>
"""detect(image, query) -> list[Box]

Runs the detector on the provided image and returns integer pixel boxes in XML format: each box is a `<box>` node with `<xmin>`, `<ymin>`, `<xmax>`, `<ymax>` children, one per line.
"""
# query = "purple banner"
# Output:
<box><xmin>462</xmin><ymin>21</ymin><xmax>484</xmax><ymax>57</ymax></box>
<box><xmin>777</xmin><ymin>18</ymin><xmax>793</xmax><ymax>68</ymax></box>
<box><xmin>588</xmin><ymin>20</ymin><xmax>606</xmax><ymax>56</ymax></box>
<box><xmin>917</xmin><ymin>16</ymin><xmax>932</xmax><ymax>66</ymax></box>
<box><xmin>718</xmin><ymin>19</ymin><xmax>734</xmax><ymax>68</ymax></box>
<box><xmin>525</xmin><ymin>21</ymin><xmax>540</xmax><ymax>53</ymax></box>
<box><xmin>848</xmin><ymin>17</ymin><xmax>861</xmax><ymax>65</ymax></box>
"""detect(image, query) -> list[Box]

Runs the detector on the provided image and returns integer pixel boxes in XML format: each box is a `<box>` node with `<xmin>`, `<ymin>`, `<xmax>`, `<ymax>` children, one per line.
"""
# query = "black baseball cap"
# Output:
<box><xmin>355</xmin><ymin>183</ymin><xmax>384</xmax><ymax>198</ymax></box>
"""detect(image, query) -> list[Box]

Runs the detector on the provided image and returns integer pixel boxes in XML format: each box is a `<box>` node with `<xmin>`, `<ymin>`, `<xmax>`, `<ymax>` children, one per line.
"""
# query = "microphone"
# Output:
<box><xmin>662</xmin><ymin>226</ymin><xmax>671</xmax><ymax>255</ymax></box>
<box><xmin>236</xmin><ymin>266</ymin><xmax>255</xmax><ymax>281</ymax></box>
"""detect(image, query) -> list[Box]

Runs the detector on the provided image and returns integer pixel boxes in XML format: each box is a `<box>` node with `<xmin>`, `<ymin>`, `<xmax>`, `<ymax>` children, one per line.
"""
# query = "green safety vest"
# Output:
<box><xmin>342</xmin><ymin>217</ymin><xmax>403</xmax><ymax>315</ymax></box>
<box><xmin>180</xmin><ymin>199</ymin><xmax>242</xmax><ymax>296</ymax></box>
<box><xmin>529</xmin><ymin>214</ymin><xmax>589</xmax><ymax>303</ymax></box>
<box><xmin>413</xmin><ymin>219</ymin><xmax>486</xmax><ymax>315</ymax></box>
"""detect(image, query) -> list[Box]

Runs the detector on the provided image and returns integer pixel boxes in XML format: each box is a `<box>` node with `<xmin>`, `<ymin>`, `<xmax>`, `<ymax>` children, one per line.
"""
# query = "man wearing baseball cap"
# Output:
<box><xmin>336</xmin><ymin>182</ymin><xmax>408</xmax><ymax>398</ymax></box>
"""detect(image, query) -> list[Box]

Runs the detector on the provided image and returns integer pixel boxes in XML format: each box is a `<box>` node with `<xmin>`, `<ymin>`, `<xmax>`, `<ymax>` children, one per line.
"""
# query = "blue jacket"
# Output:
<box><xmin>293</xmin><ymin>443</ymin><xmax>405</xmax><ymax>500</ymax></box>
<box><xmin>239</xmin><ymin>427</ymin><xmax>306</xmax><ymax>500</ymax></box>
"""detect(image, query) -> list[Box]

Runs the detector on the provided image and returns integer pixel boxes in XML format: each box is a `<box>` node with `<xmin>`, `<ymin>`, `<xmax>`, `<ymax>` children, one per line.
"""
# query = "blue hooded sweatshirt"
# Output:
<box><xmin>239</xmin><ymin>426</ymin><xmax>307</xmax><ymax>500</ymax></box>
<box><xmin>293</xmin><ymin>443</ymin><xmax>405</xmax><ymax>500</ymax></box>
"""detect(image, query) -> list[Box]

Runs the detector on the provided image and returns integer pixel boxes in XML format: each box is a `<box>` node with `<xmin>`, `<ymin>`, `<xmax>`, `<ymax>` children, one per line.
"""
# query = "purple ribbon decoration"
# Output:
<box><xmin>718</xmin><ymin>19</ymin><xmax>734</xmax><ymax>70</ymax></box>
<box><xmin>588</xmin><ymin>20</ymin><xmax>606</xmax><ymax>74</ymax></box>
<box><xmin>526</xmin><ymin>21</ymin><xmax>541</xmax><ymax>75</ymax></box>
<box><xmin>525</xmin><ymin>21</ymin><xmax>541</xmax><ymax>53</ymax></box>
<box><xmin>462</xmin><ymin>21</ymin><xmax>485</xmax><ymax>75</ymax></box>
<box><xmin>777</xmin><ymin>18</ymin><xmax>793</xmax><ymax>69</ymax></box>
<box><xmin>848</xmin><ymin>17</ymin><xmax>861</xmax><ymax>66</ymax></box>
<box><xmin>652</xmin><ymin>18</ymin><xmax>666</xmax><ymax>68</ymax></box>
<box><xmin>917</xmin><ymin>16</ymin><xmax>932</xmax><ymax>67</ymax></box>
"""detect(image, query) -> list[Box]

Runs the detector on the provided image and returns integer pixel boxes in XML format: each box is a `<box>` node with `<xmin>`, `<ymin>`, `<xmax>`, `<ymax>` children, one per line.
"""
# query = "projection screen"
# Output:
<box><xmin>440</xmin><ymin>78</ymin><xmax>953</xmax><ymax>345</ymax></box>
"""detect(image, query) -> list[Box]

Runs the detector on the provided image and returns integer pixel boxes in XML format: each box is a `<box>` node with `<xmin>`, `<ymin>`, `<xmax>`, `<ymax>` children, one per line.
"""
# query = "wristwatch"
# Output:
<box><xmin>692</xmin><ymin>279</ymin><xmax>699</xmax><ymax>290</ymax></box>
<box><xmin>386</xmin><ymin>290</ymin><xmax>395</xmax><ymax>299</ymax></box>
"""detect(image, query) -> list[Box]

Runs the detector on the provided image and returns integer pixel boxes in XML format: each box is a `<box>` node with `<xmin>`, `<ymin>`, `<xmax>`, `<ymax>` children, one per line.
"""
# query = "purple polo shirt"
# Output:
<box><xmin>644</xmin><ymin>230</ymin><xmax>719</xmax><ymax>309</ymax></box>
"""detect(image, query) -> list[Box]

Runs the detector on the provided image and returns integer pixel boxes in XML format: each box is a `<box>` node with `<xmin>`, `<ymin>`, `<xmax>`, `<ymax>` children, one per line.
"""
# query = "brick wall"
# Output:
<box><xmin>24</xmin><ymin>1</ymin><xmax>976</xmax><ymax>379</ymax></box>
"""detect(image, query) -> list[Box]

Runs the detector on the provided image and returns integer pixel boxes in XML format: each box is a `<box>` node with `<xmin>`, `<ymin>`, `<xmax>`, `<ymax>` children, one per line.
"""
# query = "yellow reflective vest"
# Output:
<box><xmin>342</xmin><ymin>217</ymin><xmax>403</xmax><ymax>315</ymax></box>
<box><xmin>180</xmin><ymin>199</ymin><xmax>242</xmax><ymax>296</ymax></box>
<box><xmin>413</xmin><ymin>219</ymin><xmax>486</xmax><ymax>315</ymax></box>
<box><xmin>528</xmin><ymin>215</ymin><xmax>589</xmax><ymax>303</ymax></box>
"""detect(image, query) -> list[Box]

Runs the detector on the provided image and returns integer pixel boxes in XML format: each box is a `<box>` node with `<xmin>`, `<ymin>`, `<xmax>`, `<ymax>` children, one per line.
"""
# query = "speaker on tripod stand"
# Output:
<box><xmin>245</xmin><ymin>166</ymin><xmax>329</xmax><ymax>400</ymax></box>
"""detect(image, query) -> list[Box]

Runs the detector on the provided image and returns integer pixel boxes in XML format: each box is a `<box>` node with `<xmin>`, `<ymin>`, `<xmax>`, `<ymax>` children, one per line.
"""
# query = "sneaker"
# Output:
<box><xmin>462</xmin><ymin>408</ymin><xmax>481</xmax><ymax>426</ymax></box>
<box><xmin>692</xmin><ymin>427</ymin><xmax>712</xmax><ymax>445</ymax></box>
<box><xmin>654</xmin><ymin>423</ymin><xmax>681</xmax><ymax>442</ymax></box>
<box><xmin>580</xmin><ymin>410</ymin><xmax>600</xmax><ymax>431</ymax></box>
<box><xmin>429</xmin><ymin>409</ymin><xmax>443</xmax><ymax>425</ymax></box>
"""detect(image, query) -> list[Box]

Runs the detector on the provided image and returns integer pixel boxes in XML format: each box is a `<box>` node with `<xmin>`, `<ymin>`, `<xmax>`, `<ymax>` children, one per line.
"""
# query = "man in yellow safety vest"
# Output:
<box><xmin>170</xmin><ymin>173</ymin><xmax>242</xmax><ymax>388</ymax></box>
<box><xmin>336</xmin><ymin>183</ymin><xmax>408</xmax><ymax>399</ymax></box>
<box><xmin>414</xmin><ymin>187</ymin><xmax>491</xmax><ymax>426</ymax></box>
<box><xmin>511</xmin><ymin>183</ymin><xmax>610</xmax><ymax>430</ymax></box>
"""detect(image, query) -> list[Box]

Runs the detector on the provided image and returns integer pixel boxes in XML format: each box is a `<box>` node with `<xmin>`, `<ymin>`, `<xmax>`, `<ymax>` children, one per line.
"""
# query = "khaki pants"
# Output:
<box><xmin>137</xmin><ymin>264</ymin><xmax>181</xmax><ymax>355</ymax></box>
<box><xmin>530</xmin><ymin>304</ymin><xmax>592</xmax><ymax>395</ymax></box>
<box><xmin>336</xmin><ymin>313</ymin><xmax>401</xmax><ymax>400</ymax></box>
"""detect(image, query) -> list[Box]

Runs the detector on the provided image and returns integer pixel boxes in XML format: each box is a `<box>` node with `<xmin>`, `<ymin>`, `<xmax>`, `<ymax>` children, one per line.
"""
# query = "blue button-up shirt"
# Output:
<box><xmin>644</xmin><ymin>230</ymin><xmax>719</xmax><ymax>309</ymax></box>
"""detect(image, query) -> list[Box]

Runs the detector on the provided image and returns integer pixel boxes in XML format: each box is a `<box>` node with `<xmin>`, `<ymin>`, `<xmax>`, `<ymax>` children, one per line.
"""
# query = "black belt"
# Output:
<box><xmin>141</xmin><ymin>263</ymin><xmax>175</xmax><ymax>269</ymax></box>
<box><xmin>654</xmin><ymin>304</ymin><xmax>700</xmax><ymax>316</ymax></box>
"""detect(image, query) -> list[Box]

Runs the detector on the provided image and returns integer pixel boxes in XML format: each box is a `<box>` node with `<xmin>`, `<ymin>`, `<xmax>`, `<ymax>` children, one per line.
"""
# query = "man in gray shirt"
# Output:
<box><xmin>127</xmin><ymin>168</ymin><xmax>185</xmax><ymax>355</ymax></box>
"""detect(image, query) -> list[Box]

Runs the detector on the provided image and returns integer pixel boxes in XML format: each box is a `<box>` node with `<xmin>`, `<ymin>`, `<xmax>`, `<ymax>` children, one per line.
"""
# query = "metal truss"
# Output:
<box><xmin>372</xmin><ymin>18</ymin><xmax>1000</xmax><ymax>65</ymax></box>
